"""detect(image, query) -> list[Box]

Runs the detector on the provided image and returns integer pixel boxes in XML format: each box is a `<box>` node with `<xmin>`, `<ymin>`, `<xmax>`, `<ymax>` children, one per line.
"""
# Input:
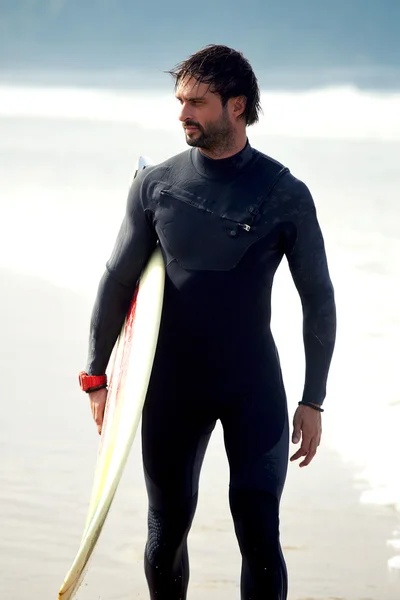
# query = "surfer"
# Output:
<box><xmin>81</xmin><ymin>44</ymin><xmax>336</xmax><ymax>600</ymax></box>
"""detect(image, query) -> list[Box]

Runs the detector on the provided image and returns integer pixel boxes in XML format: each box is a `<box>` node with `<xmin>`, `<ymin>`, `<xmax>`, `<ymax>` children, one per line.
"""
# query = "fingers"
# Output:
<box><xmin>290</xmin><ymin>448</ymin><xmax>305</xmax><ymax>462</ymax></box>
<box><xmin>88</xmin><ymin>388</ymin><xmax>107</xmax><ymax>435</ymax></box>
<box><xmin>290</xmin><ymin>434</ymin><xmax>321</xmax><ymax>466</ymax></box>
<box><xmin>299</xmin><ymin>437</ymin><xmax>318</xmax><ymax>468</ymax></box>
<box><xmin>94</xmin><ymin>402</ymin><xmax>105</xmax><ymax>435</ymax></box>
<box><xmin>89</xmin><ymin>401</ymin><xmax>103</xmax><ymax>434</ymax></box>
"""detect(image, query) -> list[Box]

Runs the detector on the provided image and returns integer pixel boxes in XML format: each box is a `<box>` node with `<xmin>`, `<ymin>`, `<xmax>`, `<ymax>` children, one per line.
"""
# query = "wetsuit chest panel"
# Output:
<box><xmin>153</xmin><ymin>183</ymin><xmax>262</xmax><ymax>271</ymax></box>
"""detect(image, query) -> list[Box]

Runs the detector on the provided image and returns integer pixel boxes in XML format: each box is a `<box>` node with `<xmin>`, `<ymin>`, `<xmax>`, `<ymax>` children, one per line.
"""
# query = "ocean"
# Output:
<box><xmin>1</xmin><ymin>80</ymin><xmax>399</xmax><ymax>598</ymax></box>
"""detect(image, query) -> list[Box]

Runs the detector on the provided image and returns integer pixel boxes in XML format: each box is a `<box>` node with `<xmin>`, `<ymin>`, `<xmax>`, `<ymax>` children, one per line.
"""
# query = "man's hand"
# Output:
<box><xmin>290</xmin><ymin>404</ymin><xmax>322</xmax><ymax>467</ymax></box>
<box><xmin>88</xmin><ymin>388</ymin><xmax>108</xmax><ymax>435</ymax></box>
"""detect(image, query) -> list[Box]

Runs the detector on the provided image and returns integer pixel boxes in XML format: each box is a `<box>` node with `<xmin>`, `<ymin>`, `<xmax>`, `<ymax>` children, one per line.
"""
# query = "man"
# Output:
<box><xmin>80</xmin><ymin>45</ymin><xmax>336</xmax><ymax>600</ymax></box>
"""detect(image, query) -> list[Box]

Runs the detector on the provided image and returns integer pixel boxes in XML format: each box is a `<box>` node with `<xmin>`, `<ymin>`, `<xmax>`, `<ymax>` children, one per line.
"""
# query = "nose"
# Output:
<box><xmin>178</xmin><ymin>102</ymin><xmax>192</xmax><ymax>123</ymax></box>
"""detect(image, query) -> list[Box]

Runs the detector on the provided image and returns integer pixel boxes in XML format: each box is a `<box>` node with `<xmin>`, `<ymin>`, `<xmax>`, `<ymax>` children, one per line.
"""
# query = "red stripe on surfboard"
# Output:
<box><xmin>116</xmin><ymin>288</ymin><xmax>139</xmax><ymax>399</ymax></box>
<box><xmin>96</xmin><ymin>286</ymin><xmax>139</xmax><ymax>458</ymax></box>
<box><xmin>108</xmin><ymin>286</ymin><xmax>139</xmax><ymax>402</ymax></box>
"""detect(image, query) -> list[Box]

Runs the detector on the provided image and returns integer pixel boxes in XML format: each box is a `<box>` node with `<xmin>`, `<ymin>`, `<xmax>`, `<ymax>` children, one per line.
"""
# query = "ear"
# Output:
<box><xmin>231</xmin><ymin>95</ymin><xmax>247</xmax><ymax>119</ymax></box>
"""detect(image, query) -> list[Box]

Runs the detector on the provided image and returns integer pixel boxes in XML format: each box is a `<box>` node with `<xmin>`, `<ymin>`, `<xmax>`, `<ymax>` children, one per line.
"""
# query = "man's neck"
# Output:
<box><xmin>199</xmin><ymin>133</ymin><xmax>248</xmax><ymax>160</ymax></box>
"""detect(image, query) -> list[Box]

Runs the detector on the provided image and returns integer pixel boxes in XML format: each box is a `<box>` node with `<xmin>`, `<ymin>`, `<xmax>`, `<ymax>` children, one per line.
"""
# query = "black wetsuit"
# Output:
<box><xmin>86</xmin><ymin>141</ymin><xmax>336</xmax><ymax>600</ymax></box>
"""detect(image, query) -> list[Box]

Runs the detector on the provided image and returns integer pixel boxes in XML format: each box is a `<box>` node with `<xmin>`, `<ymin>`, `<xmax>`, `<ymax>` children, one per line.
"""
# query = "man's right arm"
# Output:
<box><xmin>86</xmin><ymin>170</ymin><xmax>158</xmax><ymax>376</ymax></box>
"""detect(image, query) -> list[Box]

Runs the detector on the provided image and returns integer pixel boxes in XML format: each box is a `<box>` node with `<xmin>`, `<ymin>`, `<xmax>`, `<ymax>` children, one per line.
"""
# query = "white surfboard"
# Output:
<box><xmin>58</xmin><ymin>157</ymin><xmax>164</xmax><ymax>600</ymax></box>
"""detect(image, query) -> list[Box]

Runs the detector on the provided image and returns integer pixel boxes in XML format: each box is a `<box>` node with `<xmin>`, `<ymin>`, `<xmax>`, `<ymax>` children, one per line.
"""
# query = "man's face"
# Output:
<box><xmin>175</xmin><ymin>77</ymin><xmax>235</xmax><ymax>152</ymax></box>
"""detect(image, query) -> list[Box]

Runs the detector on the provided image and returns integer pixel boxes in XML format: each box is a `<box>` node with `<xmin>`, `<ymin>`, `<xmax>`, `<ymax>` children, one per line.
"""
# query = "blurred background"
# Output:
<box><xmin>1</xmin><ymin>1</ymin><xmax>400</xmax><ymax>598</ymax></box>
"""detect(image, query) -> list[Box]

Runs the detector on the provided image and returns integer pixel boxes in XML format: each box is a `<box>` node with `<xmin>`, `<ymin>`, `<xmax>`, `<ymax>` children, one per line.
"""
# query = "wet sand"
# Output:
<box><xmin>0</xmin><ymin>271</ymin><xmax>399</xmax><ymax>600</ymax></box>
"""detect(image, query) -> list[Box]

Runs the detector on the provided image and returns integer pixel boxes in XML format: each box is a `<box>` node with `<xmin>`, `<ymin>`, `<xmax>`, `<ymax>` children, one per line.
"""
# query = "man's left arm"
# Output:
<box><xmin>283</xmin><ymin>176</ymin><xmax>337</xmax><ymax>466</ymax></box>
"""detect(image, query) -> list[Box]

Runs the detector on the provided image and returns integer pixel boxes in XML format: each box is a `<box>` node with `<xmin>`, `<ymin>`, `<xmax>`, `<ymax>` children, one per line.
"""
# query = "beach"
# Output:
<box><xmin>1</xmin><ymin>84</ymin><xmax>400</xmax><ymax>599</ymax></box>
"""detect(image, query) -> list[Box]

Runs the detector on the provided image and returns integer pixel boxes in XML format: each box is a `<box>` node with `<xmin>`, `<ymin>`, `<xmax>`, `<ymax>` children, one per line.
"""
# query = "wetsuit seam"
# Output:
<box><xmin>250</xmin><ymin>167</ymin><xmax>290</xmax><ymax>224</ymax></box>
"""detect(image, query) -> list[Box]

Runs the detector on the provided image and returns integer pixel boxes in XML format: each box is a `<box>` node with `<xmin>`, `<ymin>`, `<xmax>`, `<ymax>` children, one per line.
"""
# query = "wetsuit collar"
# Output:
<box><xmin>191</xmin><ymin>139</ymin><xmax>254</xmax><ymax>179</ymax></box>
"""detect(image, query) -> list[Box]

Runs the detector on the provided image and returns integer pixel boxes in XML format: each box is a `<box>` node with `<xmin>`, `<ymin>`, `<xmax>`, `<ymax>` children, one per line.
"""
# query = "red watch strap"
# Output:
<box><xmin>79</xmin><ymin>371</ymin><xmax>107</xmax><ymax>392</ymax></box>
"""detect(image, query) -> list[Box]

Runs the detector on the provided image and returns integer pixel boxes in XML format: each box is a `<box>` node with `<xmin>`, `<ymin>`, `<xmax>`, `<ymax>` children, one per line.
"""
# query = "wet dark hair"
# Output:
<box><xmin>167</xmin><ymin>44</ymin><xmax>262</xmax><ymax>126</ymax></box>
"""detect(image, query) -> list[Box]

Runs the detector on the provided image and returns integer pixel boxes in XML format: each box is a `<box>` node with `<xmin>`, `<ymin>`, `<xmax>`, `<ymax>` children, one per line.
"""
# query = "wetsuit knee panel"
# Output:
<box><xmin>146</xmin><ymin>497</ymin><xmax>198</xmax><ymax>566</ymax></box>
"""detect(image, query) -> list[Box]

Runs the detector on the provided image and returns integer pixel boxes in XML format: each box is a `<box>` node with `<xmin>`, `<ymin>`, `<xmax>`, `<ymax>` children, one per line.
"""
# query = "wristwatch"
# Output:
<box><xmin>79</xmin><ymin>371</ymin><xmax>107</xmax><ymax>393</ymax></box>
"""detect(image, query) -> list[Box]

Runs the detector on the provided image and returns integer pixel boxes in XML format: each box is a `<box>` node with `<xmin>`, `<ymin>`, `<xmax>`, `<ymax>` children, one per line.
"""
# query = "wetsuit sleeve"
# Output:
<box><xmin>283</xmin><ymin>178</ymin><xmax>336</xmax><ymax>406</ymax></box>
<box><xmin>86</xmin><ymin>171</ymin><xmax>157</xmax><ymax>375</ymax></box>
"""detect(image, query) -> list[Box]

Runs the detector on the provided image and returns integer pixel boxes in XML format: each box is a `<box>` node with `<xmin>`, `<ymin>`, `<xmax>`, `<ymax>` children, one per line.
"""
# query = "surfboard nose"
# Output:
<box><xmin>137</xmin><ymin>155</ymin><xmax>153</xmax><ymax>170</ymax></box>
<box><xmin>132</xmin><ymin>155</ymin><xmax>153</xmax><ymax>181</ymax></box>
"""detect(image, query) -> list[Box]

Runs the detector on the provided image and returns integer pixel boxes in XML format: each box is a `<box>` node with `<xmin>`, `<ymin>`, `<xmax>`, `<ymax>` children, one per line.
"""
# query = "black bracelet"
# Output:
<box><xmin>298</xmin><ymin>401</ymin><xmax>324</xmax><ymax>413</ymax></box>
<box><xmin>86</xmin><ymin>384</ymin><xmax>108</xmax><ymax>393</ymax></box>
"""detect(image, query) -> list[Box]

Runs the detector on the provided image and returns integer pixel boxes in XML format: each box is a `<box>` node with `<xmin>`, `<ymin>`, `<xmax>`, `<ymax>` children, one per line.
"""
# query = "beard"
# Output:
<box><xmin>183</xmin><ymin>107</ymin><xmax>235</xmax><ymax>154</ymax></box>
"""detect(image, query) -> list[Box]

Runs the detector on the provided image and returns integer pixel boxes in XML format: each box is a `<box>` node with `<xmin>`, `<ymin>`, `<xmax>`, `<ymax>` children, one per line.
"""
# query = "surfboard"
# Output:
<box><xmin>58</xmin><ymin>156</ymin><xmax>164</xmax><ymax>600</ymax></box>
